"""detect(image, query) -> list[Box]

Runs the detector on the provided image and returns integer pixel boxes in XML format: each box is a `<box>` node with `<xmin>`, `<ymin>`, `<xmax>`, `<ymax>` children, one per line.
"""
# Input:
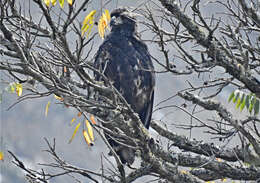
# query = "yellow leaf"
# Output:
<box><xmin>70</xmin><ymin>117</ymin><xmax>76</xmax><ymax>125</ymax></box>
<box><xmin>45</xmin><ymin>101</ymin><xmax>51</xmax><ymax>117</ymax></box>
<box><xmin>82</xmin><ymin>10</ymin><xmax>96</xmax><ymax>29</ymax></box>
<box><xmin>51</xmin><ymin>0</ymin><xmax>56</xmax><ymax>5</ymax></box>
<box><xmin>83</xmin><ymin>129</ymin><xmax>93</xmax><ymax>146</ymax></box>
<box><xmin>221</xmin><ymin>178</ymin><xmax>227</xmax><ymax>182</ymax></box>
<box><xmin>216</xmin><ymin>158</ymin><xmax>222</xmax><ymax>162</ymax></box>
<box><xmin>85</xmin><ymin>120</ymin><xmax>94</xmax><ymax>141</ymax></box>
<box><xmin>90</xmin><ymin>115</ymin><xmax>96</xmax><ymax>125</ymax></box>
<box><xmin>180</xmin><ymin>170</ymin><xmax>187</xmax><ymax>174</ymax></box>
<box><xmin>8</xmin><ymin>83</ymin><xmax>15</xmax><ymax>93</ymax></box>
<box><xmin>54</xmin><ymin>94</ymin><xmax>63</xmax><ymax>101</ymax></box>
<box><xmin>81</xmin><ymin>10</ymin><xmax>96</xmax><ymax>37</ymax></box>
<box><xmin>86</xmin><ymin>24</ymin><xmax>94</xmax><ymax>38</ymax></box>
<box><xmin>67</xmin><ymin>0</ymin><xmax>72</xmax><ymax>5</ymax></box>
<box><xmin>68</xmin><ymin>123</ymin><xmax>81</xmax><ymax>144</ymax></box>
<box><xmin>98</xmin><ymin>10</ymin><xmax>111</xmax><ymax>39</ymax></box>
<box><xmin>15</xmin><ymin>83</ymin><xmax>22</xmax><ymax>97</ymax></box>
<box><xmin>59</xmin><ymin>0</ymin><xmax>64</xmax><ymax>8</ymax></box>
<box><xmin>43</xmin><ymin>0</ymin><xmax>50</xmax><ymax>7</ymax></box>
<box><xmin>98</xmin><ymin>17</ymin><xmax>105</xmax><ymax>39</ymax></box>
<box><xmin>0</xmin><ymin>151</ymin><xmax>3</xmax><ymax>161</ymax></box>
<box><xmin>104</xmin><ymin>9</ymin><xmax>111</xmax><ymax>22</ymax></box>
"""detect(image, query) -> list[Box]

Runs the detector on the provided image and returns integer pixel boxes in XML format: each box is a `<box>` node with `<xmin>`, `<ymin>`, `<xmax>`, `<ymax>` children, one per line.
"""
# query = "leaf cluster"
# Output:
<box><xmin>228</xmin><ymin>90</ymin><xmax>259</xmax><ymax>116</ymax></box>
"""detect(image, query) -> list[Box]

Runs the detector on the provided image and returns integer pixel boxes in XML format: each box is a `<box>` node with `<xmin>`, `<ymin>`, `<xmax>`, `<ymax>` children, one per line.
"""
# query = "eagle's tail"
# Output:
<box><xmin>117</xmin><ymin>146</ymin><xmax>135</xmax><ymax>165</ymax></box>
<box><xmin>106</xmin><ymin>135</ymin><xmax>135</xmax><ymax>165</ymax></box>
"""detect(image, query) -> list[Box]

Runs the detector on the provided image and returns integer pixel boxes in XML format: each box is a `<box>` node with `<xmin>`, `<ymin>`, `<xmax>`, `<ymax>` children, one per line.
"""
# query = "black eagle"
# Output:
<box><xmin>94</xmin><ymin>7</ymin><xmax>155</xmax><ymax>165</ymax></box>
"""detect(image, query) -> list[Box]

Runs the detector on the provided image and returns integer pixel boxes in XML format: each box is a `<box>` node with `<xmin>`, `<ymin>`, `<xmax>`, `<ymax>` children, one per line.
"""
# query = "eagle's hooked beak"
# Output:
<box><xmin>122</xmin><ymin>12</ymin><xmax>140</xmax><ymax>22</ymax></box>
<box><xmin>122</xmin><ymin>12</ymin><xmax>140</xmax><ymax>17</ymax></box>
<box><xmin>110</xmin><ymin>11</ymin><xmax>140</xmax><ymax>27</ymax></box>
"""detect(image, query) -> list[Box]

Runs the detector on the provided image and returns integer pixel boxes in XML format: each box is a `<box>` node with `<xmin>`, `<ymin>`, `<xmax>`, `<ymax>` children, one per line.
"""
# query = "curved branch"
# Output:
<box><xmin>151</xmin><ymin>120</ymin><xmax>246</xmax><ymax>162</ymax></box>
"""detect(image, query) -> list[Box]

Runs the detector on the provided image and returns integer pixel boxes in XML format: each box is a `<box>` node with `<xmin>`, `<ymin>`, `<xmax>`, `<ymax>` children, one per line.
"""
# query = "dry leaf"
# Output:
<box><xmin>85</xmin><ymin>120</ymin><xmax>94</xmax><ymax>141</ymax></box>
<box><xmin>54</xmin><ymin>94</ymin><xmax>63</xmax><ymax>101</ymax></box>
<box><xmin>15</xmin><ymin>83</ymin><xmax>22</xmax><ymax>97</ymax></box>
<box><xmin>0</xmin><ymin>151</ymin><xmax>3</xmax><ymax>161</ymax></box>
<box><xmin>64</xmin><ymin>66</ymin><xmax>67</xmax><ymax>73</ymax></box>
<box><xmin>104</xmin><ymin>9</ymin><xmax>111</xmax><ymax>22</ymax></box>
<box><xmin>45</xmin><ymin>101</ymin><xmax>51</xmax><ymax>117</ymax></box>
<box><xmin>77</xmin><ymin>112</ymin><xmax>82</xmax><ymax>117</ymax></box>
<box><xmin>67</xmin><ymin>0</ymin><xmax>72</xmax><ymax>5</ymax></box>
<box><xmin>98</xmin><ymin>9</ymin><xmax>110</xmax><ymax>39</ymax></box>
<box><xmin>83</xmin><ymin>130</ymin><xmax>93</xmax><ymax>146</ymax></box>
<box><xmin>81</xmin><ymin>10</ymin><xmax>96</xmax><ymax>38</ymax></box>
<box><xmin>90</xmin><ymin>115</ymin><xmax>96</xmax><ymax>125</ymax></box>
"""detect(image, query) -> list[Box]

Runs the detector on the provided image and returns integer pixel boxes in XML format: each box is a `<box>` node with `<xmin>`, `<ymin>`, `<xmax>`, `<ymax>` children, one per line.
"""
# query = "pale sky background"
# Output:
<box><xmin>0</xmin><ymin>1</ymin><xmax>251</xmax><ymax>182</ymax></box>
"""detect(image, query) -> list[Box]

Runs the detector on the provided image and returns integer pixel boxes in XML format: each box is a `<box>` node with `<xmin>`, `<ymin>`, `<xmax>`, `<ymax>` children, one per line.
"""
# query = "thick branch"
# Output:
<box><xmin>151</xmin><ymin>120</ymin><xmax>246</xmax><ymax>162</ymax></box>
<box><xmin>153</xmin><ymin>148</ymin><xmax>260</xmax><ymax>181</ymax></box>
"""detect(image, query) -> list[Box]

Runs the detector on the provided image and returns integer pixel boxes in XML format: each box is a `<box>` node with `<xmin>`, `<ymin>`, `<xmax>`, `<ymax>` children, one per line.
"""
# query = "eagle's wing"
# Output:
<box><xmin>94</xmin><ymin>34</ymin><xmax>155</xmax><ymax>128</ymax></box>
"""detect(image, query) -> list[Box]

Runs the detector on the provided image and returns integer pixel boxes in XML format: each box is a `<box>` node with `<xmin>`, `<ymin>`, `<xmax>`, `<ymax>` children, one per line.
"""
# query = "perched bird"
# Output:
<box><xmin>94</xmin><ymin>7</ymin><xmax>155</xmax><ymax>165</ymax></box>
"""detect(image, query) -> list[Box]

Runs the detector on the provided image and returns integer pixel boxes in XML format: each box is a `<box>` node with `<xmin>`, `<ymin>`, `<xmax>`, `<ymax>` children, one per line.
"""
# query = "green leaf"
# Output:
<box><xmin>236</xmin><ymin>97</ymin><xmax>241</xmax><ymax>109</ymax></box>
<box><xmin>228</xmin><ymin>91</ymin><xmax>235</xmax><ymax>103</ymax></box>
<box><xmin>254</xmin><ymin>99</ymin><xmax>259</xmax><ymax>116</ymax></box>
<box><xmin>228</xmin><ymin>90</ymin><xmax>259</xmax><ymax>115</ymax></box>
<box><xmin>59</xmin><ymin>0</ymin><xmax>64</xmax><ymax>8</ymax></box>
<box><xmin>249</xmin><ymin>96</ymin><xmax>256</xmax><ymax>114</ymax></box>
<box><xmin>240</xmin><ymin>94</ymin><xmax>246</xmax><ymax>112</ymax></box>
<box><xmin>233</xmin><ymin>91</ymin><xmax>240</xmax><ymax>103</ymax></box>
<box><xmin>245</xmin><ymin>94</ymin><xmax>250</xmax><ymax>110</ymax></box>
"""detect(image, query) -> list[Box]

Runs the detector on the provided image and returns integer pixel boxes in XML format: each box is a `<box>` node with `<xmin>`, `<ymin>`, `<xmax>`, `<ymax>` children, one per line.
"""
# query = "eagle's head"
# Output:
<box><xmin>110</xmin><ymin>7</ymin><xmax>138</xmax><ymax>34</ymax></box>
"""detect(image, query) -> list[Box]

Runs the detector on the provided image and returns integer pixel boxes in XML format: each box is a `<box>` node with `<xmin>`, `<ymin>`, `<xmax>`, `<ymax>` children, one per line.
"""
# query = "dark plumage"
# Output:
<box><xmin>94</xmin><ymin>7</ymin><xmax>155</xmax><ymax>165</ymax></box>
